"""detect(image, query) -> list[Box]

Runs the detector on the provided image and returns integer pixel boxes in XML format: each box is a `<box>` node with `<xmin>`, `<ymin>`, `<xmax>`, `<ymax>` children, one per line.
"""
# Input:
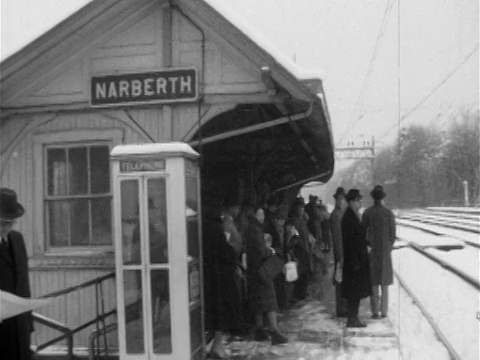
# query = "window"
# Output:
<box><xmin>45</xmin><ymin>143</ymin><xmax>112</xmax><ymax>247</ymax></box>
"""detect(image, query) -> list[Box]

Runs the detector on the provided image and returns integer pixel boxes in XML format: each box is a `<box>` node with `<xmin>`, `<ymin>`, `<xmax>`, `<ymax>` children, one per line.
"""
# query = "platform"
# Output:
<box><xmin>220</xmin><ymin>258</ymin><xmax>401</xmax><ymax>359</ymax></box>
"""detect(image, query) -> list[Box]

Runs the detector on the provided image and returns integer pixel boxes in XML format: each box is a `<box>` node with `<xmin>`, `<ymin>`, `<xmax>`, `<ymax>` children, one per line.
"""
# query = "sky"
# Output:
<box><xmin>1</xmin><ymin>0</ymin><xmax>479</xmax><ymax>150</ymax></box>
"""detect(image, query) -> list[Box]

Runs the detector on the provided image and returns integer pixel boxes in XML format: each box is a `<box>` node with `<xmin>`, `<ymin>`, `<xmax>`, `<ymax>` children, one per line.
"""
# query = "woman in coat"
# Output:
<box><xmin>341</xmin><ymin>189</ymin><xmax>371</xmax><ymax>328</ymax></box>
<box><xmin>202</xmin><ymin>206</ymin><xmax>243</xmax><ymax>358</ymax></box>
<box><xmin>288</xmin><ymin>200</ymin><xmax>313</xmax><ymax>302</ymax></box>
<box><xmin>245</xmin><ymin>204</ymin><xmax>288</xmax><ymax>345</ymax></box>
<box><xmin>362</xmin><ymin>185</ymin><xmax>396</xmax><ymax>318</ymax></box>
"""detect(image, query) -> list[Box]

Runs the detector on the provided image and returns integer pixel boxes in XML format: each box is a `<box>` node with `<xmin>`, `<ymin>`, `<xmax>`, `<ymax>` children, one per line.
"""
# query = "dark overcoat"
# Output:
<box><xmin>245</xmin><ymin>217</ymin><xmax>277</xmax><ymax>312</ymax></box>
<box><xmin>0</xmin><ymin>230</ymin><xmax>33</xmax><ymax>360</ymax></box>
<box><xmin>202</xmin><ymin>217</ymin><xmax>242</xmax><ymax>331</ymax></box>
<box><xmin>341</xmin><ymin>208</ymin><xmax>371</xmax><ymax>300</ymax></box>
<box><xmin>288</xmin><ymin>216</ymin><xmax>312</xmax><ymax>275</ymax></box>
<box><xmin>362</xmin><ymin>203</ymin><xmax>396</xmax><ymax>285</ymax></box>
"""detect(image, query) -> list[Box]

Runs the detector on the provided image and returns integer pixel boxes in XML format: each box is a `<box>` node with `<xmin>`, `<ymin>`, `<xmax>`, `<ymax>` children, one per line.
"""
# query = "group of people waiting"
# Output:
<box><xmin>331</xmin><ymin>185</ymin><xmax>396</xmax><ymax>328</ymax></box>
<box><xmin>203</xmin><ymin>184</ymin><xmax>396</xmax><ymax>358</ymax></box>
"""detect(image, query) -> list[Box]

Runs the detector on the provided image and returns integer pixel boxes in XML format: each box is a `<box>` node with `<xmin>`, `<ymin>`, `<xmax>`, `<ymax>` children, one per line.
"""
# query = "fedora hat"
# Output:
<box><xmin>346</xmin><ymin>189</ymin><xmax>363</xmax><ymax>202</ymax></box>
<box><xmin>370</xmin><ymin>185</ymin><xmax>386</xmax><ymax>201</ymax></box>
<box><xmin>333</xmin><ymin>187</ymin><xmax>347</xmax><ymax>199</ymax></box>
<box><xmin>0</xmin><ymin>187</ymin><xmax>25</xmax><ymax>219</ymax></box>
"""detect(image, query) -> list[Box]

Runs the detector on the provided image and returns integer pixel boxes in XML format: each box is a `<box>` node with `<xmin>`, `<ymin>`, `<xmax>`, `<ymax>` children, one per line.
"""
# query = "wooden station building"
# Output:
<box><xmin>0</xmin><ymin>0</ymin><xmax>334</xmax><ymax>353</ymax></box>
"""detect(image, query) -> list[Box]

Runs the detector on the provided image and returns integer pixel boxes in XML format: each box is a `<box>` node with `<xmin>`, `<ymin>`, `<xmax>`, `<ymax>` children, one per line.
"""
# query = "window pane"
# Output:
<box><xmin>90</xmin><ymin>146</ymin><xmax>110</xmax><ymax>194</ymax></box>
<box><xmin>47</xmin><ymin>149</ymin><xmax>67</xmax><ymax>196</ymax></box>
<box><xmin>151</xmin><ymin>269</ymin><xmax>172</xmax><ymax>354</ymax></box>
<box><xmin>70</xmin><ymin>199</ymin><xmax>90</xmax><ymax>246</ymax></box>
<box><xmin>187</xmin><ymin>219</ymin><xmax>199</xmax><ymax>259</ymax></box>
<box><xmin>68</xmin><ymin>147</ymin><xmax>88</xmax><ymax>195</ymax></box>
<box><xmin>147</xmin><ymin>178</ymin><xmax>168</xmax><ymax>264</ymax></box>
<box><xmin>91</xmin><ymin>198</ymin><xmax>112</xmax><ymax>245</ymax></box>
<box><xmin>124</xmin><ymin>270</ymin><xmax>145</xmax><ymax>354</ymax></box>
<box><xmin>186</xmin><ymin>176</ymin><xmax>198</xmax><ymax>212</ymax></box>
<box><xmin>121</xmin><ymin>180</ymin><xmax>140</xmax><ymax>265</ymax></box>
<box><xmin>48</xmin><ymin>200</ymin><xmax>69</xmax><ymax>246</ymax></box>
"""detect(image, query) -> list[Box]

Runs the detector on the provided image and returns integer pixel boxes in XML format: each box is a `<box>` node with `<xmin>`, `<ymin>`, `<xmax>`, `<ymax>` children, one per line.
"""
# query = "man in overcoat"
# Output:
<box><xmin>341</xmin><ymin>189</ymin><xmax>371</xmax><ymax>327</ymax></box>
<box><xmin>362</xmin><ymin>185</ymin><xmax>396</xmax><ymax>318</ymax></box>
<box><xmin>329</xmin><ymin>187</ymin><xmax>348</xmax><ymax>317</ymax></box>
<box><xmin>0</xmin><ymin>187</ymin><xmax>34</xmax><ymax>360</ymax></box>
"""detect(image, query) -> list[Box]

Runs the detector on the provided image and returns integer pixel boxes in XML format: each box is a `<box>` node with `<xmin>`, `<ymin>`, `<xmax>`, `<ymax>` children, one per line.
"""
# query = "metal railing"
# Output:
<box><xmin>33</xmin><ymin>272</ymin><xmax>116</xmax><ymax>360</ymax></box>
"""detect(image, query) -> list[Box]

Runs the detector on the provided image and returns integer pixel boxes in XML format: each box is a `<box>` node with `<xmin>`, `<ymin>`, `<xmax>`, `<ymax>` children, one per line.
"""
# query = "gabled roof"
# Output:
<box><xmin>0</xmin><ymin>0</ymin><xmax>334</xmax><ymax>184</ymax></box>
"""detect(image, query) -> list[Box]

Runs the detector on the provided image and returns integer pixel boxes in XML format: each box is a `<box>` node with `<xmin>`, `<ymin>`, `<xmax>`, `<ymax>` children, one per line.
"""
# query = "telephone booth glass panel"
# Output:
<box><xmin>121</xmin><ymin>180</ymin><xmax>140</xmax><ymax>265</ymax></box>
<box><xmin>150</xmin><ymin>269</ymin><xmax>171</xmax><ymax>354</ymax></box>
<box><xmin>120</xmin><ymin>179</ymin><xmax>145</xmax><ymax>354</ymax></box>
<box><xmin>147</xmin><ymin>178</ymin><xmax>169</xmax><ymax>264</ymax></box>
<box><xmin>123</xmin><ymin>270</ymin><xmax>144</xmax><ymax>354</ymax></box>
<box><xmin>146</xmin><ymin>177</ymin><xmax>172</xmax><ymax>354</ymax></box>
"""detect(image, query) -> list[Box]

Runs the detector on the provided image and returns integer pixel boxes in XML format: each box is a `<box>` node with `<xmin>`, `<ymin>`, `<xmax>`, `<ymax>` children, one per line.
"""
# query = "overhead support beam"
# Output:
<box><xmin>272</xmin><ymin>170</ymin><xmax>332</xmax><ymax>194</ymax></box>
<box><xmin>188</xmin><ymin>103</ymin><xmax>313</xmax><ymax>147</ymax></box>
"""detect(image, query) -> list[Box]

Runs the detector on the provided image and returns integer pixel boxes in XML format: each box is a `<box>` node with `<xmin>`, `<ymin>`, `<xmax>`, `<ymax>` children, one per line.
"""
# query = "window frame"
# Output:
<box><xmin>34</xmin><ymin>129</ymin><xmax>123</xmax><ymax>255</ymax></box>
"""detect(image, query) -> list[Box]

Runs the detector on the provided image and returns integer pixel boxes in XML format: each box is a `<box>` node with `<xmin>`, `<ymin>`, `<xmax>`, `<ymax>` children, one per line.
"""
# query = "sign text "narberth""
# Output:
<box><xmin>91</xmin><ymin>68</ymin><xmax>197</xmax><ymax>107</ymax></box>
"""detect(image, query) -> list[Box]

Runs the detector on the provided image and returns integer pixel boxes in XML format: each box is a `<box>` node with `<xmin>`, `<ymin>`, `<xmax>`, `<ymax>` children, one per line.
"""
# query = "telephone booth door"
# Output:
<box><xmin>111</xmin><ymin>143</ymin><xmax>204</xmax><ymax>360</ymax></box>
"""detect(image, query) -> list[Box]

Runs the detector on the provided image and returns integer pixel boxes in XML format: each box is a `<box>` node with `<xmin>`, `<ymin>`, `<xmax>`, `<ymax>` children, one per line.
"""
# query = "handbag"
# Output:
<box><xmin>258</xmin><ymin>254</ymin><xmax>283</xmax><ymax>284</ymax></box>
<box><xmin>283</xmin><ymin>257</ymin><xmax>298</xmax><ymax>282</ymax></box>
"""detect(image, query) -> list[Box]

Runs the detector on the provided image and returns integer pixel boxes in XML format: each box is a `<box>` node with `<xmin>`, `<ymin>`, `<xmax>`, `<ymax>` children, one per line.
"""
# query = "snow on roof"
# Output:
<box><xmin>204</xmin><ymin>0</ymin><xmax>324</xmax><ymax>82</ymax></box>
<box><xmin>111</xmin><ymin>142</ymin><xmax>199</xmax><ymax>158</ymax></box>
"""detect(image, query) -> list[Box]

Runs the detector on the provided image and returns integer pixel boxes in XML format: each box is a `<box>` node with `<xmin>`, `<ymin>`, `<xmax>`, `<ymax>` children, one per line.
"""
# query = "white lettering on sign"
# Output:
<box><xmin>131</xmin><ymin>80</ymin><xmax>142</xmax><ymax>97</ymax></box>
<box><xmin>156</xmin><ymin>78</ymin><xmax>167</xmax><ymax>94</ymax></box>
<box><xmin>144</xmin><ymin>79</ymin><xmax>154</xmax><ymax>96</ymax></box>
<box><xmin>108</xmin><ymin>82</ymin><xmax>117</xmax><ymax>98</ymax></box>
<box><xmin>96</xmin><ymin>83</ymin><xmax>106</xmax><ymax>98</ymax></box>
<box><xmin>180</xmin><ymin>76</ymin><xmax>191</xmax><ymax>93</ymax></box>
<box><xmin>120</xmin><ymin>160</ymin><xmax>166</xmax><ymax>172</ymax></box>
<box><xmin>119</xmin><ymin>81</ymin><xmax>129</xmax><ymax>97</ymax></box>
<box><xmin>91</xmin><ymin>69</ymin><xmax>197</xmax><ymax>106</ymax></box>
<box><xmin>169</xmin><ymin>77</ymin><xmax>178</xmax><ymax>94</ymax></box>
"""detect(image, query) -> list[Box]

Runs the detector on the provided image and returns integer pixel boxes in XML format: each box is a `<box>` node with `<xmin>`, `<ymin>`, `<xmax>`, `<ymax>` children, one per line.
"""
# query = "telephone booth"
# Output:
<box><xmin>111</xmin><ymin>143</ymin><xmax>204</xmax><ymax>360</ymax></box>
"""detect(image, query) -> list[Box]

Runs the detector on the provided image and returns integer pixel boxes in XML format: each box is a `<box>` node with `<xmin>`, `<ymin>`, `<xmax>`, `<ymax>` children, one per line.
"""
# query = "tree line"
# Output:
<box><xmin>326</xmin><ymin>109</ymin><xmax>479</xmax><ymax>208</ymax></box>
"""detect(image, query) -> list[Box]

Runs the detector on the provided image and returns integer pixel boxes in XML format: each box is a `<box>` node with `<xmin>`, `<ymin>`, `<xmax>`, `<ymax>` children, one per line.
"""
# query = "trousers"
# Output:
<box><xmin>370</xmin><ymin>285</ymin><xmax>389</xmax><ymax>316</ymax></box>
<box><xmin>347</xmin><ymin>298</ymin><xmax>360</xmax><ymax>319</ymax></box>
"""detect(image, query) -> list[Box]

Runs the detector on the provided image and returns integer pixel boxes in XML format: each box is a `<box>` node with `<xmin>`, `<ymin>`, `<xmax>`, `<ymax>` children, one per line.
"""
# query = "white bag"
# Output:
<box><xmin>283</xmin><ymin>261</ymin><xmax>298</xmax><ymax>282</ymax></box>
<box><xmin>334</xmin><ymin>262</ymin><xmax>343</xmax><ymax>283</ymax></box>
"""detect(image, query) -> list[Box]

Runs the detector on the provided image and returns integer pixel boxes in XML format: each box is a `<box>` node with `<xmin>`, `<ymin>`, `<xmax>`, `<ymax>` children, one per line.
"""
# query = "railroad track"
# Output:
<box><xmin>393</xmin><ymin>210</ymin><xmax>480</xmax><ymax>360</ymax></box>
<box><xmin>398</xmin><ymin>207</ymin><xmax>480</xmax><ymax>234</ymax></box>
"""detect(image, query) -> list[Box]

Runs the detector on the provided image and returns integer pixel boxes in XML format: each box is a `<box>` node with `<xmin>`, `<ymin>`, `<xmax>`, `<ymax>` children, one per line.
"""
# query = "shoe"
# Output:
<box><xmin>254</xmin><ymin>328</ymin><xmax>270</xmax><ymax>341</ymax></box>
<box><xmin>346</xmin><ymin>317</ymin><xmax>366</xmax><ymax>328</ymax></box>
<box><xmin>371</xmin><ymin>314</ymin><xmax>380</xmax><ymax>319</ymax></box>
<box><xmin>269</xmin><ymin>330</ymin><xmax>288</xmax><ymax>345</ymax></box>
<box><xmin>381</xmin><ymin>314</ymin><xmax>388</xmax><ymax>318</ymax></box>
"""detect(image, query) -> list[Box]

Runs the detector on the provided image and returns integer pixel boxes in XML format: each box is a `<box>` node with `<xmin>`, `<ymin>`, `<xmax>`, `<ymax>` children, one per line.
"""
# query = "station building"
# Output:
<box><xmin>0</xmin><ymin>0</ymin><xmax>334</xmax><ymax>352</ymax></box>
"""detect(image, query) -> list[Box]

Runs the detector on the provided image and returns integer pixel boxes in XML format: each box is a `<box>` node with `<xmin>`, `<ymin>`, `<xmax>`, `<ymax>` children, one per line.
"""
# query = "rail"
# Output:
<box><xmin>33</xmin><ymin>272</ymin><xmax>116</xmax><ymax>359</ymax></box>
<box><xmin>397</xmin><ymin>219</ymin><xmax>480</xmax><ymax>249</ymax></box>
<box><xmin>408</xmin><ymin>242</ymin><xmax>480</xmax><ymax>290</ymax></box>
<box><xmin>393</xmin><ymin>269</ymin><xmax>462</xmax><ymax>360</ymax></box>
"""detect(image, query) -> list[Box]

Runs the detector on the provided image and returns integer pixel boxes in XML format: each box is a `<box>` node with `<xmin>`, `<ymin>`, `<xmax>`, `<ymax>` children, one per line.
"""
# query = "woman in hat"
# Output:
<box><xmin>341</xmin><ymin>189</ymin><xmax>371</xmax><ymax>327</ymax></box>
<box><xmin>0</xmin><ymin>187</ymin><xmax>33</xmax><ymax>360</ymax></box>
<box><xmin>362</xmin><ymin>185</ymin><xmax>396</xmax><ymax>319</ymax></box>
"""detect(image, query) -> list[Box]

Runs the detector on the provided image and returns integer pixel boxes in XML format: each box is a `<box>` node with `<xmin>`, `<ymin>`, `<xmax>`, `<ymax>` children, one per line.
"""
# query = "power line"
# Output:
<box><xmin>336</xmin><ymin>0</ymin><xmax>395</xmax><ymax>146</ymax></box>
<box><xmin>378</xmin><ymin>44</ymin><xmax>479</xmax><ymax>141</ymax></box>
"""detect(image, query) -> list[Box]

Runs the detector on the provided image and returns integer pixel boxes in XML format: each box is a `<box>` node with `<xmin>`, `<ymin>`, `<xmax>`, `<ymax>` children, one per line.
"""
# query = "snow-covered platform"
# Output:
<box><xmin>220</xmin><ymin>258</ymin><xmax>401</xmax><ymax>359</ymax></box>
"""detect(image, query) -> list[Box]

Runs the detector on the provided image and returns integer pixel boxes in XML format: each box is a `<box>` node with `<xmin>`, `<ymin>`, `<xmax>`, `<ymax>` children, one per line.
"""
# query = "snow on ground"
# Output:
<box><xmin>392</xmin><ymin>247</ymin><xmax>480</xmax><ymax>360</ymax></box>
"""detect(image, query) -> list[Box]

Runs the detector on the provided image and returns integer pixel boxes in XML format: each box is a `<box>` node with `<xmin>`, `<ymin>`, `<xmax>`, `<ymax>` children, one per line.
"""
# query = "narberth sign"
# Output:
<box><xmin>91</xmin><ymin>68</ymin><xmax>197</xmax><ymax>106</ymax></box>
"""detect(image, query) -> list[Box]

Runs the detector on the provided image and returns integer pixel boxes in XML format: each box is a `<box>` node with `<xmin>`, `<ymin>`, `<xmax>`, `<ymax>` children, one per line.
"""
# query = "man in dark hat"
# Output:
<box><xmin>341</xmin><ymin>189</ymin><xmax>371</xmax><ymax>327</ymax></box>
<box><xmin>329</xmin><ymin>187</ymin><xmax>348</xmax><ymax>317</ymax></box>
<box><xmin>362</xmin><ymin>185</ymin><xmax>396</xmax><ymax>319</ymax></box>
<box><xmin>0</xmin><ymin>187</ymin><xmax>33</xmax><ymax>359</ymax></box>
